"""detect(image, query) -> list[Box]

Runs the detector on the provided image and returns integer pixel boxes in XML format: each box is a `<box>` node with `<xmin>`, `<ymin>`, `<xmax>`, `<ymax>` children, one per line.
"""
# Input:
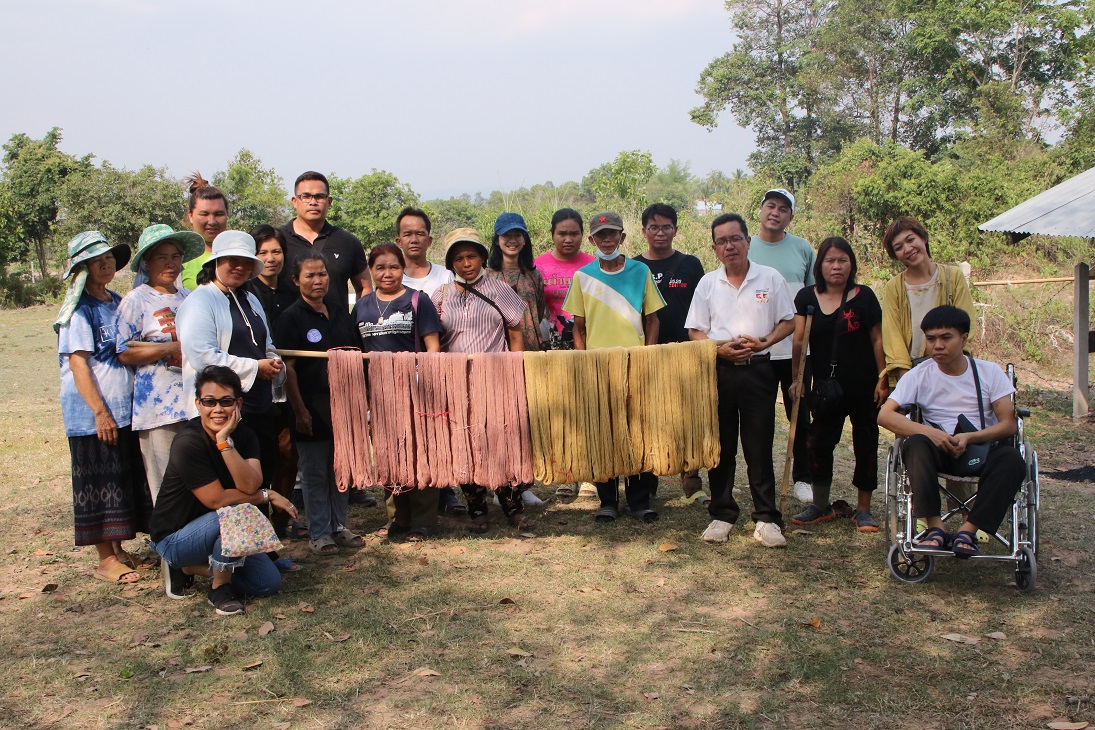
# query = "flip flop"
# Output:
<box><xmin>117</xmin><ymin>552</ymin><xmax>159</xmax><ymax>570</ymax></box>
<box><xmin>274</xmin><ymin>558</ymin><xmax>302</xmax><ymax>573</ymax></box>
<box><xmin>594</xmin><ymin>506</ymin><xmax>618</xmax><ymax>523</ymax></box>
<box><xmin>627</xmin><ymin>509</ymin><xmax>659</xmax><ymax>523</ymax></box>
<box><xmin>406</xmin><ymin>527</ymin><xmax>429</xmax><ymax>543</ymax></box>
<box><xmin>507</xmin><ymin>514</ymin><xmax>536</xmax><ymax>530</ymax></box>
<box><xmin>466</xmin><ymin>516</ymin><xmax>490</xmax><ymax>534</ymax></box>
<box><xmin>309</xmin><ymin>536</ymin><xmax>339</xmax><ymax>555</ymax></box>
<box><xmin>331</xmin><ymin>529</ymin><xmax>364</xmax><ymax>548</ymax></box>
<box><xmin>94</xmin><ymin>561</ymin><xmax>140</xmax><ymax>584</ymax></box>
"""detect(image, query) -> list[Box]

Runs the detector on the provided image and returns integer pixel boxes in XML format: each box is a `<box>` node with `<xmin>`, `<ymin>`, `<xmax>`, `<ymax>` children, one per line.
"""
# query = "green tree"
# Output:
<box><xmin>582</xmin><ymin>150</ymin><xmax>657</xmax><ymax>211</ymax></box>
<box><xmin>0</xmin><ymin>128</ymin><xmax>91</xmax><ymax>273</ymax></box>
<box><xmin>645</xmin><ymin>159</ymin><xmax>699</xmax><ymax>215</ymax></box>
<box><xmin>327</xmin><ymin>170</ymin><xmax>419</xmax><ymax>247</ymax></box>
<box><xmin>55</xmin><ymin>163</ymin><xmax>184</xmax><ymax>248</ymax></box>
<box><xmin>212</xmin><ymin>149</ymin><xmax>289</xmax><ymax>231</ymax></box>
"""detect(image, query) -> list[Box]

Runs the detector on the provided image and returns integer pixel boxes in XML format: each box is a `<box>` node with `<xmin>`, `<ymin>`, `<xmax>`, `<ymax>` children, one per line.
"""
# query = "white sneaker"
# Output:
<box><xmin>522</xmin><ymin>490</ymin><xmax>544</xmax><ymax>507</ymax></box>
<box><xmin>701</xmin><ymin>519</ymin><xmax>734</xmax><ymax>543</ymax></box>
<box><xmin>492</xmin><ymin>493</ymin><xmax>501</xmax><ymax>507</ymax></box>
<box><xmin>793</xmin><ymin>481</ymin><xmax>813</xmax><ymax>502</ymax></box>
<box><xmin>753</xmin><ymin>521</ymin><xmax>787</xmax><ymax>548</ymax></box>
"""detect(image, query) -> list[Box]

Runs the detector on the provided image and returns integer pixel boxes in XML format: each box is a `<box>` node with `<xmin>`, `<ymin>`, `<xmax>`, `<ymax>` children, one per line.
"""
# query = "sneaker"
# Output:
<box><xmin>162</xmin><ymin>561</ymin><xmax>193</xmax><ymax>600</ymax></box>
<box><xmin>348</xmin><ymin>490</ymin><xmax>378</xmax><ymax>507</ymax></box>
<box><xmin>793</xmin><ymin>481</ymin><xmax>813</xmax><ymax>502</ymax></box>
<box><xmin>791</xmin><ymin>504</ymin><xmax>837</xmax><ymax>525</ymax></box>
<box><xmin>701</xmin><ymin>519</ymin><xmax>734</xmax><ymax>543</ymax></box>
<box><xmin>577</xmin><ymin>482</ymin><xmax>598</xmax><ymax>499</ymax></box>
<box><xmin>492</xmin><ymin>493</ymin><xmax>502</xmax><ymax>507</ymax></box>
<box><xmin>853</xmin><ymin>510</ymin><xmax>880</xmax><ymax>533</ymax></box>
<box><xmin>753</xmin><ymin>521</ymin><xmax>787</xmax><ymax>548</ymax></box>
<box><xmin>522</xmin><ymin>490</ymin><xmax>544</xmax><ymax>507</ymax></box>
<box><xmin>207</xmin><ymin>584</ymin><xmax>245</xmax><ymax>616</ymax></box>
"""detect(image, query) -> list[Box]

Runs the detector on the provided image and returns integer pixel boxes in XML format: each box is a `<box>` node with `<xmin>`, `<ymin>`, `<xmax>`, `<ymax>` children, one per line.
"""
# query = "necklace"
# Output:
<box><xmin>375</xmin><ymin>293</ymin><xmax>396</xmax><ymax>324</ymax></box>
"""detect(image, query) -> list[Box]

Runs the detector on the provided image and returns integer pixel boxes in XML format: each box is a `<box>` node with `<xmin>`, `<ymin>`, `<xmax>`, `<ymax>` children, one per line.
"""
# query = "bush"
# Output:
<box><xmin>0</xmin><ymin>269</ymin><xmax>64</xmax><ymax>308</ymax></box>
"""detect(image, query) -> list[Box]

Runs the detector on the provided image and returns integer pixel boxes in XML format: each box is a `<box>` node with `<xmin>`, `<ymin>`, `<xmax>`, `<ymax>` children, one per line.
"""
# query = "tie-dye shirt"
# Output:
<box><xmin>57</xmin><ymin>292</ymin><xmax>133</xmax><ymax>437</ymax></box>
<box><xmin>115</xmin><ymin>285</ymin><xmax>191</xmax><ymax>431</ymax></box>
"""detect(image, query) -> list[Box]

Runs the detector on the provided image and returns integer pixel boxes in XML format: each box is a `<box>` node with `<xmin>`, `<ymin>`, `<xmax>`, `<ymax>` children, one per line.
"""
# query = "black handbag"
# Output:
<box><xmin>933</xmin><ymin>356</ymin><xmax>991</xmax><ymax>476</ymax></box>
<box><xmin>810</xmin><ymin>287</ymin><xmax>849</xmax><ymax>420</ymax></box>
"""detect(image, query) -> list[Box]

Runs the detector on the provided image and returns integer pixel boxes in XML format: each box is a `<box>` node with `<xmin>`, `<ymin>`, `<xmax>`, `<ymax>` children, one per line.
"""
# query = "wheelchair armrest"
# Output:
<box><xmin>896</xmin><ymin>404</ymin><xmax>921</xmax><ymax>421</ymax></box>
<box><xmin>1017</xmin><ymin>408</ymin><xmax>1031</xmax><ymax>418</ymax></box>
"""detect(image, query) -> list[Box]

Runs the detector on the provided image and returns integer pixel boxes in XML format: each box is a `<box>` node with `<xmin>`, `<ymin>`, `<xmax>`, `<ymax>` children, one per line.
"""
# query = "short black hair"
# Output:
<box><xmin>550</xmin><ymin>208</ymin><xmax>583</xmax><ymax>234</ymax></box>
<box><xmin>396</xmin><ymin>206</ymin><xmax>432</xmax><ymax>235</ymax></box>
<box><xmin>710</xmin><ymin>213</ymin><xmax>749</xmax><ymax>241</ymax></box>
<box><xmin>814</xmin><ymin>237</ymin><xmax>858</xmax><ymax>293</ymax></box>
<box><xmin>195</xmin><ymin>365</ymin><xmax>243</xmax><ymax>398</ymax></box>
<box><xmin>921</xmin><ymin>305</ymin><xmax>970</xmax><ymax>335</ymax></box>
<box><xmin>294</xmin><ymin>171</ymin><xmax>329</xmax><ymax>194</ymax></box>
<box><xmin>292</xmin><ymin>250</ymin><xmax>327</xmax><ymax>279</ymax></box>
<box><xmin>641</xmin><ymin>203</ymin><xmax>677</xmax><ymax>228</ymax></box>
<box><xmin>250</xmin><ymin>224</ymin><xmax>286</xmax><ymax>253</ymax></box>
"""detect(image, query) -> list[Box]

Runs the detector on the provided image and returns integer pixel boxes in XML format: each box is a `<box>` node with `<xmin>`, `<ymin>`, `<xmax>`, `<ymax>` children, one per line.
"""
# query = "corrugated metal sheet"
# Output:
<box><xmin>979</xmin><ymin>166</ymin><xmax>1095</xmax><ymax>239</ymax></box>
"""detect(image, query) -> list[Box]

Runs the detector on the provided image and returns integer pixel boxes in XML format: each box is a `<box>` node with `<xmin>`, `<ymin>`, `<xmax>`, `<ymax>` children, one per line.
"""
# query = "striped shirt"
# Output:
<box><xmin>431</xmin><ymin>277</ymin><xmax>525</xmax><ymax>353</ymax></box>
<box><xmin>562</xmin><ymin>258</ymin><xmax>665</xmax><ymax>349</ymax></box>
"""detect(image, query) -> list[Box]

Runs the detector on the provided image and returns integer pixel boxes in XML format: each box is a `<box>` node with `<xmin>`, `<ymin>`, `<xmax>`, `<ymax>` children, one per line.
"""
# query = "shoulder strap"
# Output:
<box><xmin>457</xmin><ymin>280</ymin><xmax>511</xmax><ymax>351</ymax></box>
<box><xmin>968</xmin><ymin>355</ymin><xmax>986</xmax><ymax>429</ymax></box>
<box><xmin>410</xmin><ymin>289</ymin><xmax>420</xmax><ymax>354</ymax></box>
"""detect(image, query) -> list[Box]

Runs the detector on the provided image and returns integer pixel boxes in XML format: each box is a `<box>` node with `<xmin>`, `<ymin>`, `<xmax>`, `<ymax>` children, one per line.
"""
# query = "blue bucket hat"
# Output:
<box><xmin>63</xmin><ymin>231</ymin><xmax>131</xmax><ymax>280</ymax></box>
<box><xmin>493</xmin><ymin>212</ymin><xmax>528</xmax><ymax>237</ymax></box>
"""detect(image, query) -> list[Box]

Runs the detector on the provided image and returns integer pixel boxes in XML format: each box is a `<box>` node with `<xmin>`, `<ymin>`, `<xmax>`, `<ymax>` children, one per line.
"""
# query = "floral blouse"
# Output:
<box><xmin>486</xmin><ymin>266</ymin><xmax>547</xmax><ymax>351</ymax></box>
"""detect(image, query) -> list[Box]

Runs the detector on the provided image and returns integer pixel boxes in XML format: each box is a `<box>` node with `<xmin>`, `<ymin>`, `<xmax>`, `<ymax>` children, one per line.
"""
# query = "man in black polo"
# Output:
<box><xmin>278</xmin><ymin>171</ymin><xmax>371</xmax><ymax>312</ymax></box>
<box><xmin>633</xmin><ymin>202</ymin><xmax>708</xmax><ymax>504</ymax></box>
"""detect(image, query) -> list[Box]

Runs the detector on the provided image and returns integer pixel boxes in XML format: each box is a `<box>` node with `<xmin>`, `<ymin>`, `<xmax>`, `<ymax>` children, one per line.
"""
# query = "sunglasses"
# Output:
<box><xmin>198</xmin><ymin>396</ymin><xmax>238</xmax><ymax>408</ymax></box>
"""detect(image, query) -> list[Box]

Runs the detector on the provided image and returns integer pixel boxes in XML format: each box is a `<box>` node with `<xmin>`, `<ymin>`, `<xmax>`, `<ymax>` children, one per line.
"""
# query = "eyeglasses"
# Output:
<box><xmin>645</xmin><ymin>225</ymin><xmax>675</xmax><ymax>234</ymax></box>
<box><xmin>198</xmin><ymin>396</ymin><xmax>238</xmax><ymax>408</ymax></box>
<box><xmin>296</xmin><ymin>192</ymin><xmax>331</xmax><ymax>202</ymax></box>
<box><xmin>714</xmin><ymin>235</ymin><xmax>747</xmax><ymax>246</ymax></box>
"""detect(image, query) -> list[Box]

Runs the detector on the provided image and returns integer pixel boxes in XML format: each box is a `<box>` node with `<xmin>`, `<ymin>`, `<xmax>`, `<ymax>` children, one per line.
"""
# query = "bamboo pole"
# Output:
<box><xmin>779</xmin><ymin>307</ymin><xmax>813</xmax><ymax>516</ymax></box>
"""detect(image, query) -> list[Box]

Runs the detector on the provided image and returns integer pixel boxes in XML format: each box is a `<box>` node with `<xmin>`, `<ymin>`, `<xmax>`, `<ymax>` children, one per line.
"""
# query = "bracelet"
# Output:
<box><xmin>262</xmin><ymin>488</ymin><xmax>270</xmax><ymax>504</ymax></box>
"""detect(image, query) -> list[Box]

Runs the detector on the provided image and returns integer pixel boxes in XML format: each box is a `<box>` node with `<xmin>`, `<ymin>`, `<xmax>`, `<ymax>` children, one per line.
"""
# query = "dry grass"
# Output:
<box><xmin>1</xmin><ymin>303</ymin><xmax>1094</xmax><ymax>730</ymax></box>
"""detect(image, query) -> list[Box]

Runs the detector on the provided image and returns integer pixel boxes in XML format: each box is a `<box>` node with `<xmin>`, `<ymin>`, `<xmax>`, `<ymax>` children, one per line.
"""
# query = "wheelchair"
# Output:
<box><xmin>883</xmin><ymin>364</ymin><xmax>1040</xmax><ymax>591</ymax></box>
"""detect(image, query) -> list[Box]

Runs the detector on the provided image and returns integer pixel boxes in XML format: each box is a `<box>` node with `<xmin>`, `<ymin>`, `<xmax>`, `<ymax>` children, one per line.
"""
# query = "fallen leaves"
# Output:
<box><xmin>299</xmin><ymin>603</ymin><xmax>315</xmax><ymax>614</ymax></box>
<box><xmin>986</xmin><ymin>631</ymin><xmax>1007</xmax><ymax>641</ymax></box>
<box><xmin>257</xmin><ymin>622</ymin><xmax>275</xmax><ymax>637</ymax></box>
<box><xmin>941</xmin><ymin>633</ymin><xmax>980</xmax><ymax>645</ymax></box>
<box><xmin>41</xmin><ymin>583</ymin><xmax>58</xmax><ymax>593</ymax></box>
<box><xmin>506</xmin><ymin>647</ymin><xmax>533</xmax><ymax>657</ymax></box>
<box><xmin>395</xmin><ymin>666</ymin><xmax>442</xmax><ymax>684</ymax></box>
<box><xmin>241</xmin><ymin>661</ymin><xmax>263</xmax><ymax>671</ymax></box>
<box><xmin>1047</xmin><ymin>722</ymin><xmax>1089</xmax><ymax>730</ymax></box>
<box><xmin>658</xmin><ymin>543</ymin><xmax>678</xmax><ymax>552</ymax></box>
<box><xmin>183</xmin><ymin>666</ymin><xmax>213</xmax><ymax>674</ymax></box>
<box><xmin>323</xmin><ymin>631</ymin><xmax>350</xmax><ymax>643</ymax></box>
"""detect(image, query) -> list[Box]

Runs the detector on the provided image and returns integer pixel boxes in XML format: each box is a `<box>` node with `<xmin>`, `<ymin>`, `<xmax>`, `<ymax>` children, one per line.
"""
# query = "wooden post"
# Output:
<box><xmin>1074</xmin><ymin>262</ymin><xmax>1090</xmax><ymax>420</ymax></box>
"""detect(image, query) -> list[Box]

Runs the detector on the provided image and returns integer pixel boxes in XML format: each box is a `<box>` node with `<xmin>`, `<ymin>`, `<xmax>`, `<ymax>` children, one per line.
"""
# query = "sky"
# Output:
<box><xmin>0</xmin><ymin>0</ymin><xmax>755</xmax><ymax>201</ymax></box>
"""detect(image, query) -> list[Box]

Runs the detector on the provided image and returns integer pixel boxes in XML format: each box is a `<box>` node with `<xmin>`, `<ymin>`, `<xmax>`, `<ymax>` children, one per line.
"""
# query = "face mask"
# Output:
<box><xmin>594</xmin><ymin>246</ymin><xmax>622</xmax><ymax>261</ymax></box>
<box><xmin>453</xmin><ymin>270</ymin><xmax>485</xmax><ymax>285</ymax></box>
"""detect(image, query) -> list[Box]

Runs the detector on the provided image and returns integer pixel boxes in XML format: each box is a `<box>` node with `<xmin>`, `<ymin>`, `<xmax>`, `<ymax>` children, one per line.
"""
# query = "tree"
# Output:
<box><xmin>645</xmin><ymin>159</ymin><xmax>699</xmax><ymax>214</ymax></box>
<box><xmin>55</xmin><ymin>163</ymin><xmax>184</xmax><ymax>248</ymax></box>
<box><xmin>582</xmin><ymin>150</ymin><xmax>657</xmax><ymax>210</ymax></box>
<box><xmin>327</xmin><ymin>170</ymin><xmax>419</xmax><ymax>247</ymax></box>
<box><xmin>212</xmin><ymin>149</ymin><xmax>289</xmax><ymax>232</ymax></box>
<box><xmin>0</xmin><ymin>128</ymin><xmax>91</xmax><ymax>273</ymax></box>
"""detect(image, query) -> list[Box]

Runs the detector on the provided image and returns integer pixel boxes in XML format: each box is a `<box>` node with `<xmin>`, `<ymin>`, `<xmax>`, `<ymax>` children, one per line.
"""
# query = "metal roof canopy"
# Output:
<box><xmin>979</xmin><ymin>165</ymin><xmax>1095</xmax><ymax>242</ymax></box>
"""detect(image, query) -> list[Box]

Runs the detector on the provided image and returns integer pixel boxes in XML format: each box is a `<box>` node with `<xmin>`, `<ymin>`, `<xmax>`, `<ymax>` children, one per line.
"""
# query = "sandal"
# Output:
<box><xmin>507</xmin><ymin>514</ymin><xmax>536</xmax><ymax>530</ymax></box>
<box><xmin>331</xmin><ymin>529</ymin><xmax>364</xmax><ymax>548</ymax></box>
<box><xmin>555</xmin><ymin>484</ymin><xmax>577</xmax><ymax>498</ymax></box>
<box><xmin>628</xmin><ymin>509</ymin><xmax>659</xmax><ymax>523</ymax></box>
<box><xmin>951</xmin><ymin>530</ymin><xmax>980</xmax><ymax>559</ymax></box>
<box><xmin>406</xmin><ymin>527</ymin><xmax>429</xmax><ymax>543</ymax></box>
<box><xmin>309</xmin><ymin>536</ymin><xmax>339</xmax><ymax>555</ymax></box>
<box><xmin>914</xmin><ymin>527</ymin><xmax>952</xmax><ymax>550</ymax></box>
<box><xmin>288</xmin><ymin>518</ymin><xmax>310</xmax><ymax>539</ymax></box>
<box><xmin>466</xmin><ymin>516</ymin><xmax>490</xmax><ymax>534</ymax></box>
<box><xmin>94</xmin><ymin>560</ymin><xmax>140</xmax><ymax>584</ymax></box>
<box><xmin>594</xmin><ymin>506</ymin><xmax>618</xmax><ymax>523</ymax></box>
<box><xmin>117</xmin><ymin>551</ymin><xmax>159</xmax><ymax>570</ymax></box>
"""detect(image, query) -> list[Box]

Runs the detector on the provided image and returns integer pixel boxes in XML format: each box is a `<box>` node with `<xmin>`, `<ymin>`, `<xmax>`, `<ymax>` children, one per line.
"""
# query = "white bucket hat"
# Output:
<box><xmin>206</xmin><ymin>230</ymin><xmax>264</xmax><ymax>279</ymax></box>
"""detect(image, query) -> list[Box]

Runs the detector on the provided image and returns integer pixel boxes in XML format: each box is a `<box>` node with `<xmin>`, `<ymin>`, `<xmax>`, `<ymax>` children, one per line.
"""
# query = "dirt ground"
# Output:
<box><xmin>1</xmin><ymin>303</ymin><xmax>1093</xmax><ymax>730</ymax></box>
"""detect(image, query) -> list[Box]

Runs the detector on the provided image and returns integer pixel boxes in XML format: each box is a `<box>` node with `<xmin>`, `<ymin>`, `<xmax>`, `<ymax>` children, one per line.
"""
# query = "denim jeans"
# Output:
<box><xmin>151</xmin><ymin>511</ymin><xmax>280</xmax><ymax>597</ymax></box>
<box><xmin>297</xmin><ymin>440</ymin><xmax>349</xmax><ymax>539</ymax></box>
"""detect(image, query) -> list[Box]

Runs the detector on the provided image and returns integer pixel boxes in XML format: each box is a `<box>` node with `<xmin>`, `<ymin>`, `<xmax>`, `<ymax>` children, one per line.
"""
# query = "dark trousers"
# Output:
<box><xmin>902</xmin><ymin>435</ymin><xmax>1025</xmax><ymax>534</ymax></box>
<box><xmin>596</xmin><ymin>474</ymin><xmax>655</xmax><ymax>513</ymax></box>
<box><xmin>707</xmin><ymin>360</ymin><xmax>782</xmax><ymax>527</ymax></box>
<box><xmin>270</xmin><ymin>403</ymin><xmax>298</xmax><ymax>534</ymax></box>
<box><xmin>772</xmin><ymin>357</ymin><xmax>811</xmax><ymax>484</ymax></box>
<box><xmin>461</xmin><ymin>484</ymin><xmax>524</xmax><ymax>518</ymax></box>
<box><xmin>806</xmin><ymin>389</ymin><xmax>879</xmax><ymax>507</ymax></box>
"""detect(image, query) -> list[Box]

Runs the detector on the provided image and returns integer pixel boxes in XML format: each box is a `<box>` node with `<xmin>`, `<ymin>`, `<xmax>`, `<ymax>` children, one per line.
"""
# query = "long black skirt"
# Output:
<box><xmin>69</xmin><ymin>427</ymin><xmax>153</xmax><ymax>546</ymax></box>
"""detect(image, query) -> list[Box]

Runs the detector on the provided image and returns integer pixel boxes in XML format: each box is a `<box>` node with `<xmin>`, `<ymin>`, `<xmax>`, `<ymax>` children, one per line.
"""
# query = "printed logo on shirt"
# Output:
<box><xmin>153</xmin><ymin>306</ymin><xmax>178</xmax><ymax>339</ymax></box>
<box><xmin>842</xmin><ymin>308</ymin><xmax>860</xmax><ymax>333</ymax></box>
<box><xmin>754</xmin><ymin>288</ymin><xmax>770</xmax><ymax>303</ymax></box>
<box><xmin>666</xmin><ymin>277</ymin><xmax>688</xmax><ymax>289</ymax></box>
<box><xmin>98</xmin><ymin>324</ymin><xmax>118</xmax><ymax>343</ymax></box>
<box><xmin>306</xmin><ymin>328</ymin><xmax>323</xmax><ymax>343</ymax></box>
<box><xmin>332</xmin><ymin>252</ymin><xmax>340</xmax><ymax>258</ymax></box>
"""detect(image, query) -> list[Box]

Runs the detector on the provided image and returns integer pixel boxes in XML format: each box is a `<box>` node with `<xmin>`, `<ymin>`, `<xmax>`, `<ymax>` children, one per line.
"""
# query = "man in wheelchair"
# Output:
<box><xmin>877</xmin><ymin>305</ymin><xmax>1026</xmax><ymax>558</ymax></box>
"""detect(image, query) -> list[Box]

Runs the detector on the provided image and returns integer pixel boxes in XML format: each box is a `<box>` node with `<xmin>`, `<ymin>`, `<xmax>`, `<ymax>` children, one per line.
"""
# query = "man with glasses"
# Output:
<box><xmin>563</xmin><ymin>211</ymin><xmax>665</xmax><ymax>523</ymax></box>
<box><xmin>686</xmin><ymin>213</ymin><xmax>794</xmax><ymax>548</ymax></box>
<box><xmin>633</xmin><ymin>202</ymin><xmax>708</xmax><ymax>504</ymax></box>
<box><xmin>749</xmin><ymin>188</ymin><xmax>817</xmax><ymax>501</ymax></box>
<box><xmin>278</xmin><ymin>171</ymin><xmax>371</xmax><ymax>312</ymax></box>
<box><xmin>395</xmin><ymin>207</ymin><xmax>452</xmax><ymax>297</ymax></box>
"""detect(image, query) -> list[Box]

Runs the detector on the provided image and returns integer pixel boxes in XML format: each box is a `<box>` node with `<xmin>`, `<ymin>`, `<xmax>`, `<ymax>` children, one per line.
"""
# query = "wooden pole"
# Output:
<box><xmin>779</xmin><ymin>307</ymin><xmax>813</xmax><ymax>516</ymax></box>
<box><xmin>1074</xmin><ymin>262</ymin><xmax>1090</xmax><ymax>420</ymax></box>
<box><xmin>972</xmin><ymin>273</ymin><xmax>1095</xmax><ymax>287</ymax></box>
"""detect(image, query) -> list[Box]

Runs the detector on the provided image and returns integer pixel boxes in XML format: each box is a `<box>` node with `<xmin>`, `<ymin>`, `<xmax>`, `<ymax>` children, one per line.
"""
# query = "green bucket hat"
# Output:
<box><xmin>62</xmin><ymin>231</ymin><xmax>132</xmax><ymax>280</ymax></box>
<box><xmin>130</xmin><ymin>224</ymin><xmax>206</xmax><ymax>271</ymax></box>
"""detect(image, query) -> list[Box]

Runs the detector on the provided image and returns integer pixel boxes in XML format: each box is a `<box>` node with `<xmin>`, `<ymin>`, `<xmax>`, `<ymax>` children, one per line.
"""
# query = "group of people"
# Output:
<box><xmin>57</xmin><ymin>169</ymin><xmax>1018</xmax><ymax>616</ymax></box>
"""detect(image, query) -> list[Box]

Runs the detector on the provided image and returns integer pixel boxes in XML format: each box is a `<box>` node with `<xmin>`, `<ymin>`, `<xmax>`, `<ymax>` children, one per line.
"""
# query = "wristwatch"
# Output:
<box><xmin>216</xmin><ymin>437</ymin><xmax>235</xmax><ymax>452</ymax></box>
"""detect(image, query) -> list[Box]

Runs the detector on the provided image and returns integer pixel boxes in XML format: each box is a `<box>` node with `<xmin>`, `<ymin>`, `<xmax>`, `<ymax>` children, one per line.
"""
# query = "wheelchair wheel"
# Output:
<box><xmin>888</xmin><ymin>543</ymin><xmax>934</xmax><ymax>584</ymax></box>
<box><xmin>1014</xmin><ymin>546</ymin><xmax>1037</xmax><ymax>592</ymax></box>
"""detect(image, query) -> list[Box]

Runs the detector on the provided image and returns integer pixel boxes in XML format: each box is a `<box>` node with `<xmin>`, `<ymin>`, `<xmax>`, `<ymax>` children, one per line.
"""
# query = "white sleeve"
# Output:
<box><xmin>980</xmin><ymin>360</ymin><xmax>1015</xmax><ymax>403</ymax></box>
<box><xmin>684</xmin><ymin>276</ymin><xmax>710</xmax><ymax>332</ymax></box>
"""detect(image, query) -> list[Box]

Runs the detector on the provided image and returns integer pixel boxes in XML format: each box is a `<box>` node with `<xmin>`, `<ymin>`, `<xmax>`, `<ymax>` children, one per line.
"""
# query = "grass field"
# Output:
<box><xmin>1</xmin><ymin>303</ymin><xmax>1093</xmax><ymax>730</ymax></box>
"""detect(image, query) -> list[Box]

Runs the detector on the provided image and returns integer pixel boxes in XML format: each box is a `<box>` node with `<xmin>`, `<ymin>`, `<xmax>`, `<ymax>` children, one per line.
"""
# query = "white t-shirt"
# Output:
<box><xmin>684</xmin><ymin>262</ymin><xmax>794</xmax><ymax>352</ymax></box>
<box><xmin>889</xmin><ymin>357</ymin><xmax>1014</xmax><ymax>435</ymax></box>
<box><xmin>905</xmin><ymin>267</ymin><xmax>939</xmax><ymax>360</ymax></box>
<box><xmin>115</xmin><ymin>285</ymin><xmax>190</xmax><ymax>430</ymax></box>
<box><xmin>403</xmin><ymin>261</ymin><xmax>454</xmax><ymax>298</ymax></box>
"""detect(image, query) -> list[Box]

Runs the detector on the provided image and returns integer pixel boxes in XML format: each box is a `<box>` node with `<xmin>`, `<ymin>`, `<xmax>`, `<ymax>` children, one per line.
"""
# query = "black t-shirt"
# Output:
<box><xmin>275</xmin><ymin>298</ymin><xmax>357</xmax><ymax>441</ymax></box>
<box><xmin>633</xmin><ymin>251</ymin><xmax>706</xmax><ymax>344</ymax></box>
<box><xmin>243</xmin><ymin>278</ymin><xmax>298</xmax><ymax>343</ymax></box>
<box><xmin>150</xmin><ymin>418</ymin><xmax>261</xmax><ymax>542</ymax></box>
<box><xmin>352</xmin><ymin>289</ymin><xmax>442</xmax><ymax>354</ymax></box>
<box><xmin>794</xmin><ymin>285</ymin><xmax>882</xmax><ymax>394</ymax></box>
<box><xmin>277</xmin><ymin>220</ymin><xmax>368</xmax><ymax>313</ymax></box>
<box><xmin>225</xmin><ymin>289</ymin><xmax>272</xmax><ymax>416</ymax></box>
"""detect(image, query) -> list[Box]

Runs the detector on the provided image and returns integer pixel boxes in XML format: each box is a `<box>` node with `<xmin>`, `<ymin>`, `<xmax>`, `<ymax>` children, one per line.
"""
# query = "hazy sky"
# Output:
<box><xmin>1</xmin><ymin>0</ymin><xmax>755</xmax><ymax>200</ymax></box>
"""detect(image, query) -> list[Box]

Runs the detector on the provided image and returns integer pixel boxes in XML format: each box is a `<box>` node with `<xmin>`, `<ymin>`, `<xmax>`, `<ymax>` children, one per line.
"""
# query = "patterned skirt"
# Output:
<box><xmin>69</xmin><ymin>427</ymin><xmax>153</xmax><ymax>546</ymax></box>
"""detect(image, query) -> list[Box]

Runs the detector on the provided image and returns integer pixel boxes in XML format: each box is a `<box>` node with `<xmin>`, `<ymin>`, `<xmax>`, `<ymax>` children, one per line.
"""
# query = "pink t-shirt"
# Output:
<box><xmin>534</xmin><ymin>250</ymin><xmax>595</xmax><ymax>332</ymax></box>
